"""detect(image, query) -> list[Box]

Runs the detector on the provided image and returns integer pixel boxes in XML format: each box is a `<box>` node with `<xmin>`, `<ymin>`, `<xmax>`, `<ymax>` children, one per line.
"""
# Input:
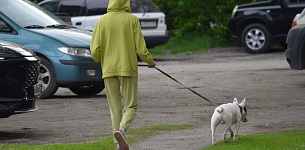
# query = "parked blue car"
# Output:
<box><xmin>0</xmin><ymin>0</ymin><xmax>104</xmax><ymax>98</ymax></box>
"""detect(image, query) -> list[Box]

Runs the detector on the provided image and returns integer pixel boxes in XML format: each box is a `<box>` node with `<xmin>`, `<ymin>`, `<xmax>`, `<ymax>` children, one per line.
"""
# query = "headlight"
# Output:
<box><xmin>4</xmin><ymin>46</ymin><xmax>33</xmax><ymax>56</ymax></box>
<box><xmin>232</xmin><ymin>5</ymin><xmax>238</xmax><ymax>18</ymax></box>
<box><xmin>57</xmin><ymin>47</ymin><xmax>91</xmax><ymax>57</ymax></box>
<box><xmin>25</xmin><ymin>57</ymin><xmax>39</xmax><ymax>61</ymax></box>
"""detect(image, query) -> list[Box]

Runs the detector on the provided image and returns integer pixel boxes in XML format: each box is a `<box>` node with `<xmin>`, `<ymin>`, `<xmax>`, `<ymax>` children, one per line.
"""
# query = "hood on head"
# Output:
<box><xmin>107</xmin><ymin>0</ymin><xmax>130</xmax><ymax>13</ymax></box>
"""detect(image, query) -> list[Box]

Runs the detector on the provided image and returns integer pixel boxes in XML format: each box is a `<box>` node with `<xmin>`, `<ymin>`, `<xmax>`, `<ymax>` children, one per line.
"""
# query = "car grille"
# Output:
<box><xmin>0</xmin><ymin>59</ymin><xmax>40</xmax><ymax>98</ymax></box>
<box><xmin>23</xmin><ymin>62</ymin><xmax>40</xmax><ymax>87</ymax></box>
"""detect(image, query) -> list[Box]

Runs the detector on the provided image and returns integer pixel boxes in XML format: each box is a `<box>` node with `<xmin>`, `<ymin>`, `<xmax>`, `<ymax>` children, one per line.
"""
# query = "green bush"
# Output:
<box><xmin>152</xmin><ymin>0</ymin><xmax>265</xmax><ymax>43</ymax></box>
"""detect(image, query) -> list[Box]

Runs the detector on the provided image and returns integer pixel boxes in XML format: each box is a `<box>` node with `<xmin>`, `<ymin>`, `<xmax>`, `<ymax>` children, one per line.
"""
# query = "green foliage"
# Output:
<box><xmin>32</xmin><ymin>0</ymin><xmax>43</xmax><ymax>3</ymax></box>
<box><xmin>202</xmin><ymin>130</ymin><xmax>305</xmax><ymax>150</ymax></box>
<box><xmin>152</xmin><ymin>0</ymin><xmax>266</xmax><ymax>43</ymax></box>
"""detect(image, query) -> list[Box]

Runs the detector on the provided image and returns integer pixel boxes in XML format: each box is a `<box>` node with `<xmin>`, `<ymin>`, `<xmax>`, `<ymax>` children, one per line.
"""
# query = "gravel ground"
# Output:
<box><xmin>1</xmin><ymin>47</ymin><xmax>304</xmax><ymax>150</ymax></box>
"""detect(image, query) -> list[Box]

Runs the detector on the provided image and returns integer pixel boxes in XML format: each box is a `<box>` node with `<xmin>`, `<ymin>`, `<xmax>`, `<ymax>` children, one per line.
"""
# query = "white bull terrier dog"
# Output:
<box><xmin>211</xmin><ymin>97</ymin><xmax>248</xmax><ymax>145</ymax></box>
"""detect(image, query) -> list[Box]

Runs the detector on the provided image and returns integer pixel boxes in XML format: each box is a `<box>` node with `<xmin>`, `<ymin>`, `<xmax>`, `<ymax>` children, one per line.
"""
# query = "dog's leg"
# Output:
<box><xmin>233</xmin><ymin>121</ymin><xmax>240</xmax><ymax>141</ymax></box>
<box><xmin>211</xmin><ymin>115</ymin><xmax>221</xmax><ymax>145</ymax></box>
<box><xmin>229</xmin><ymin>128</ymin><xmax>234</xmax><ymax>137</ymax></box>
<box><xmin>211</xmin><ymin>124</ymin><xmax>216</xmax><ymax>145</ymax></box>
<box><xmin>223</xmin><ymin>124</ymin><xmax>231</xmax><ymax>143</ymax></box>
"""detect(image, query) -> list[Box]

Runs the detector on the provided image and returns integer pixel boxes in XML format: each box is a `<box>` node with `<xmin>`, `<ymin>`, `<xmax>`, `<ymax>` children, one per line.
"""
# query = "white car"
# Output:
<box><xmin>38</xmin><ymin>0</ymin><xmax>170</xmax><ymax>48</ymax></box>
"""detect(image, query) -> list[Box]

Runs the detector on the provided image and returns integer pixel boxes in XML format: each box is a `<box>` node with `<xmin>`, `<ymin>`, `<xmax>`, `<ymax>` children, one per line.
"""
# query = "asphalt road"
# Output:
<box><xmin>1</xmin><ymin>47</ymin><xmax>304</xmax><ymax>150</ymax></box>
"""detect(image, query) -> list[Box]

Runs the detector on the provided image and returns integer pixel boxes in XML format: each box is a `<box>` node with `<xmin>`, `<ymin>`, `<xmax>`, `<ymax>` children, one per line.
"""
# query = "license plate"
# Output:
<box><xmin>141</xmin><ymin>21</ymin><xmax>157</xmax><ymax>28</ymax></box>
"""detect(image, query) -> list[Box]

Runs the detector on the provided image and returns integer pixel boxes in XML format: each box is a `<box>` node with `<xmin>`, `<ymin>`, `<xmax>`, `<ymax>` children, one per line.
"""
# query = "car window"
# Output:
<box><xmin>58</xmin><ymin>0</ymin><xmax>86</xmax><ymax>17</ymax></box>
<box><xmin>87</xmin><ymin>0</ymin><xmax>108</xmax><ymax>16</ymax></box>
<box><xmin>83</xmin><ymin>0</ymin><xmax>161</xmax><ymax>14</ymax></box>
<box><xmin>0</xmin><ymin>20</ymin><xmax>12</xmax><ymax>33</ymax></box>
<box><xmin>40</xmin><ymin>2</ymin><xmax>59</xmax><ymax>13</ymax></box>
<box><xmin>130</xmin><ymin>0</ymin><xmax>160</xmax><ymax>13</ymax></box>
<box><xmin>0</xmin><ymin>0</ymin><xmax>65</xmax><ymax>28</ymax></box>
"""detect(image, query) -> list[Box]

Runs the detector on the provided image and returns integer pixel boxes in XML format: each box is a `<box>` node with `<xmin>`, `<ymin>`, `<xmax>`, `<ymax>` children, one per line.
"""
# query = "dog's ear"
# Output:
<box><xmin>240</xmin><ymin>98</ymin><xmax>246</xmax><ymax>107</ymax></box>
<box><xmin>233</xmin><ymin>97</ymin><xmax>238</xmax><ymax>104</ymax></box>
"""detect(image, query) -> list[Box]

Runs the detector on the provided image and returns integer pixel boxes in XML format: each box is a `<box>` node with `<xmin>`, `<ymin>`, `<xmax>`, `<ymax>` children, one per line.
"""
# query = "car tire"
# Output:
<box><xmin>38</xmin><ymin>56</ymin><xmax>58</xmax><ymax>99</ymax></box>
<box><xmin>69</xmin><ymin>84</ymin><xmax>104</xmax><ymax>96</ymax></box>
<box><xmin>241</xmin><ymin>23</ymin><xmax>271</xmax><ymax>53</ymax></box>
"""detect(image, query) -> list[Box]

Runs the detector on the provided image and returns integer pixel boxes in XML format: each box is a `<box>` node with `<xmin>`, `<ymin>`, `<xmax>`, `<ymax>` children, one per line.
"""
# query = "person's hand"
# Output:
<box><xmin>148</xmin><ymin>61</ymin><xmax>156</xmax><ymax>68</ymax></box>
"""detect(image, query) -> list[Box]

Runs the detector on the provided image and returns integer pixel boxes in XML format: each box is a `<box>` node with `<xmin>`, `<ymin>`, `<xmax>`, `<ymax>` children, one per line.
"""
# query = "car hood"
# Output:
<box><xmin>31</xmin><ymin>28</ymin><xmax>93</xmax><ymax>47</ymax></box>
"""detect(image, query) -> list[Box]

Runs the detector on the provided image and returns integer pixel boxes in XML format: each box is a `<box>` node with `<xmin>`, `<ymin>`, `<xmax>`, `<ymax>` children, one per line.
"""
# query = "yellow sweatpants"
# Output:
<box><xmin>104</xmin><ymin>76</ymin><xmax>138</xmax><ymax>143</ymax></box>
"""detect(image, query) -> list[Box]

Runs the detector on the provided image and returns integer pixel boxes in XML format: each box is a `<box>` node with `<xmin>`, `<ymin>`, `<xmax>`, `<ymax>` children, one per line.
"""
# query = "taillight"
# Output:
<box><xmin>291</xmin><ymin>14</ymin><xmax>300</xmax><ymax>28</ymax></box>
<box><xmin>291</xmin><ymin>21</ymin><xmax>297</xmax><ymax>28</ymax></box>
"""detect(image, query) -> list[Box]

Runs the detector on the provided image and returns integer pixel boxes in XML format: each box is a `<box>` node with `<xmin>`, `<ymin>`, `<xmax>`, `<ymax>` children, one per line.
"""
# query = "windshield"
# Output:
<box><xmin>131</xmin><ymin>0</ymin><xmax>160</xmax><ymax>13</ymax></box>
<box><xmin>0</xmin><ymin>0</ymin><xmax>66</xmax><ymax>28</ymax></box>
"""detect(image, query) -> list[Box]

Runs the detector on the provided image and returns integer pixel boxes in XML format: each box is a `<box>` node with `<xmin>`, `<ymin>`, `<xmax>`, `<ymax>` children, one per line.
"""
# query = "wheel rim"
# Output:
<box><xmin>38</xmin><ymin>64</ymin><xmax>51</xmax><ymax>92</ymax></box>
<box><xmin>245</xmin><ymin>28</ymin><xmax>265</xmax><ymax>51</ymax></box>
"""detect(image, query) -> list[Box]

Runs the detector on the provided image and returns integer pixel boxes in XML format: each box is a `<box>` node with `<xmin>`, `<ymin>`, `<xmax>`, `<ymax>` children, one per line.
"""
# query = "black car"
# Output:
<box><xmin>0</xmin><ymin>40</ymin><xmax>41</xmax><ymax>118</ymax></box>
<box><xmin>229</xmin><ymin>0</ymin><xmax>305</xmax><ymax>53</ymax></box>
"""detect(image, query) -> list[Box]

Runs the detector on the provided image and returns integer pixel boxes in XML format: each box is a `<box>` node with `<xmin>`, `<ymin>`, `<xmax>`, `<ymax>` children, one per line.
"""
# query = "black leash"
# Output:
<box><xmin>139</xmin><ymin>64</ymin><xmax>218</xmax><ymax>106</ymax></box>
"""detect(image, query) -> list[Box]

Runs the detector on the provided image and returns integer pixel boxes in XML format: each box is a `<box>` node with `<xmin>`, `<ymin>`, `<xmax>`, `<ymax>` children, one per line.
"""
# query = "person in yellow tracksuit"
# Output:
<box><xmin>90</xmin><ymin>0</ymin><xmax>155</xmax><ymax>149</ymax></box>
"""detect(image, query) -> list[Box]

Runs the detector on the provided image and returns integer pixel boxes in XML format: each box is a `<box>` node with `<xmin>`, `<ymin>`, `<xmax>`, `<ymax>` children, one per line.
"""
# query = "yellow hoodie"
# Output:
<box><xmin>90</xmin><ymin>0</ymin><xmax>154</xmax><ymax>78</ymax></box>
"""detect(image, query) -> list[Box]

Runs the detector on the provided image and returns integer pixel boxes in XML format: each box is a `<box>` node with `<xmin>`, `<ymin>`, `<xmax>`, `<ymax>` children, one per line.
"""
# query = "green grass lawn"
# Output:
<box><xmin>203</xmin><ymin>130</ymin><xmax>305</xmax><ymax>150</ymax></box>
<box><xmin>0</xmin><ymin>136</ymin><xmax>118</xmax><ymax>150</ymax></box>
<box><xmin>0</xmin><ymin>126</ymin><xmax>304</xmax><ymax>150</ymax></box>
<box><xmin>0</xmin><ymin>125</ymin><xmax>190</xmax><ymax>150</ymax></box>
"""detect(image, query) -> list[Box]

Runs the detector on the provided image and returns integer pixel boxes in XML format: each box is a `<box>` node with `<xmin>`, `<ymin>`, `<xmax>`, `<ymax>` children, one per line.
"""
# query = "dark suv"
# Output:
<box><xmin>229</xmin><ymin>0</ymin><xmax>305</xmax><ymax>53</ymax></box>
<box><xmin>0</xmin><ymin>40</ymin><xmax>41</xmax><ymax>118</ymax></box>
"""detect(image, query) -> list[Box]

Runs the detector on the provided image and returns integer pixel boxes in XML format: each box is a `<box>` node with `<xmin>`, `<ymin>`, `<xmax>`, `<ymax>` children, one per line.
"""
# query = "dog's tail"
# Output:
<box><xmin>217</xmin><ymin>107</ymin><xmax>223</xmax><ymax>114</ymax></box>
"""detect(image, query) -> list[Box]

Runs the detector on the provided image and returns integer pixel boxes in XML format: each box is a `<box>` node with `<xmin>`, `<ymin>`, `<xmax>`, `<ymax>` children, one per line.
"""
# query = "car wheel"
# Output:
<box><xmin>241</xmin><ymin>23</ymin><xmax>271</xmax><ymax>53</ymax></box>
<box><xmin>69</xmin><ymin>84</ymin><xmax>104</xmax><ymax>96</ymax></box>
<box><xmin>38</xmin><ymin>57</ymin><xmax>58</xmax><ymax>99</ymax></box>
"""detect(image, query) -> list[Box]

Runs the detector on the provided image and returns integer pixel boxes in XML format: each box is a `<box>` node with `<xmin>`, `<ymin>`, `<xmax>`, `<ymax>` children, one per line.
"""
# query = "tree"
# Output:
<box><xmin>152</xmin><ymin>0</ymin><xmax>264</xmax><ymax>42</ymax></box>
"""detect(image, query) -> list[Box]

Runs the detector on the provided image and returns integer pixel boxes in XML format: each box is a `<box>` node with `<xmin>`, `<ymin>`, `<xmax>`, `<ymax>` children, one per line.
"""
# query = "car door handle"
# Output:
<box><xmin>75</xmin><ymin>22</ymin><xmax>82</xmax><ymax>26</ymax></box>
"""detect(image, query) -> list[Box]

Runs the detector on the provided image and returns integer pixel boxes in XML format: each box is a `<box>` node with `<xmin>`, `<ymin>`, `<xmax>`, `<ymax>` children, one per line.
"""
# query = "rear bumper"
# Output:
<box><xmin>144</xmin><ymin>30</ymin><xmax>170</xmax><ymax>48</ymax></box>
